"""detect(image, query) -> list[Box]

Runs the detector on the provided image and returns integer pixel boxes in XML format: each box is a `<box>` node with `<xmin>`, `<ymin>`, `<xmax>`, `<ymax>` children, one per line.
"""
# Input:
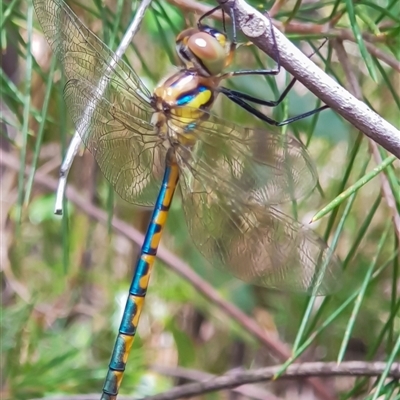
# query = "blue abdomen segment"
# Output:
<box><xmin>129</xmin><ymin>257</ymin><xmax>151</xmax><ymax>297</ymax></box>
<box><xmin>101</xmin><ymin>151</ymin><xmax>179</xmax><ymax>399</ymax></box>
<box><xmin>118</xmin><ymin>294</ymin><xmax>142</xmax><ymax>336</ymax></box>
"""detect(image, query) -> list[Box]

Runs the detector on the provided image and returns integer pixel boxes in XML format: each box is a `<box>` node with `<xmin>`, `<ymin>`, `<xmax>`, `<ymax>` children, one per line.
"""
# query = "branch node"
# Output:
<box><xmin>229</xmin><ymin>0</ymin><xmax>267</xmax><ymax>38</ymax></box>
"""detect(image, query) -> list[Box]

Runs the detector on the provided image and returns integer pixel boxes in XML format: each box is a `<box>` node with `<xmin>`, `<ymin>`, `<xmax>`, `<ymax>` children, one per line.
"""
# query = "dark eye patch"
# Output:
<box><xmin>203</xmin><ymin>26</ymin><xmax>220</xmax><ymax>39</ymax></box>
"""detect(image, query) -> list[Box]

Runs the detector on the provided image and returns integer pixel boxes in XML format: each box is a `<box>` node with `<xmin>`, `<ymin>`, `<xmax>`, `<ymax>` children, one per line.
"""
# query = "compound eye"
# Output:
<box><xmin>176</xmin><ymin>27</ymin><xmax>199</xmax><ymax>63</ymax></box>
<box><xmin>187</xmin><ymin>31</ymin><xmax>227</xmax><ymax>75</ymax></box>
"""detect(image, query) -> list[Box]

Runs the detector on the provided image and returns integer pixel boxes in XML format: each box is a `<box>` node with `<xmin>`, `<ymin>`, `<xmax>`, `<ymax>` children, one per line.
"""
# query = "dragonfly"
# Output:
<box><xmin>51</xmin><ymin>1</ymin><xmax>329</xmax><ymax>216</ymax></box>
<box><xmin>33</xmin><ymin>0</ymin><xmax>341</xmax><ymax>398</ymax></box>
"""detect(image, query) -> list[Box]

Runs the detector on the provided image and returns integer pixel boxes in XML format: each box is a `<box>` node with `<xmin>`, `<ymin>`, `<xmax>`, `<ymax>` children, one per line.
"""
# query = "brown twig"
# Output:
<box><xmin>144</xmin><ymin>361</ymin><xmax>400</xmax><ymax>400</ymax></box>
<box><xmin>0</xmin><ymin>149</ymin><xmax>335</xmax><ymax>400</ymax></box>
<box><xmin>30</xmin><ymin>396</ymin><xmax>132</xmax><ymax>400</ymax></box>
<box><xmin>28</xmin><ymin>361</ymin><xmax>400</xmax><ymax>400</ymax></box>
<box><xmin>150</xmin><ymin>365</ymin><xmax>280</xmax><ymax>400</ymax></box>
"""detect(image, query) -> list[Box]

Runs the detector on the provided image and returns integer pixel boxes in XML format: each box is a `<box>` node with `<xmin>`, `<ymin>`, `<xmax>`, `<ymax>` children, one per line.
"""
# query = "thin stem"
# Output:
<box><xmin>142</xmin><ymin>361</ymin><xmax>400</xmax><ymax>400</ymax></box>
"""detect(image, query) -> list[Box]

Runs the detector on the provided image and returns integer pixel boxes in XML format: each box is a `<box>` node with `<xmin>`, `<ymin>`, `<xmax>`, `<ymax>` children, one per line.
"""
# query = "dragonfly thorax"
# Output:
<box><xmin>176</xmin><ymin>25</ymin><xmax>232</xmax><ymax>76</ymax></box>
<box><xmin>151</xmin><ymin>69</ymin><xmax>220</xmax><ymax>146</ymax></box>
<box><xmin>152</xmin><ymin>69</ymin><xmax>220</xmax><ymax>121</ymax></box>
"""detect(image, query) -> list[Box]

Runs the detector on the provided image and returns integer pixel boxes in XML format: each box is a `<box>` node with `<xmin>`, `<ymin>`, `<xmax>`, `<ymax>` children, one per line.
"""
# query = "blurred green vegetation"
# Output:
<box><xmin>1</xmin><ymin>0</ymin><xmax>399</xmax><ymax>399</ymax></box>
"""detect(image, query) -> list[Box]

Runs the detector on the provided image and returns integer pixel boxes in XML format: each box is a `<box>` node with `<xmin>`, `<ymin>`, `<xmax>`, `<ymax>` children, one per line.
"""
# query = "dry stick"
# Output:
<box><xmin>0</xmin><ymin>149</ymin><xmax>334</xmax><ymax>400</ymax></box>
<box><xmin>149</xmin><ymin>365</ymin><xmax>280</xmax><ymax>400</ymax></box>
<box><xmin>217</xmin><ymin>0</ymin><xmax>400</xmax><ymax>158</ymax></box>
<box><xmin>30</xmin><ymin>396</ymin><xmax>133</xmax><ymax>400</ymax></box>
<box><xmin>332</xmin><ymin>39</ymin><xmax>400</xmax><ymax>245</ymax></box>
<box><xmin>28</xmin><ymin>360</ymin><xmax>400</xmax><ymax>400</ymax></box>
<box><xmin>142</xmin><ymin>361</ymin><xmax>400</xmax><ymax>400</ymax></box>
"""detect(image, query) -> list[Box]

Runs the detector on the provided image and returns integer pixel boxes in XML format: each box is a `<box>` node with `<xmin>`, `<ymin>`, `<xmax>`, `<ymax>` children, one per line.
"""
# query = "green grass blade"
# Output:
<box><xmin>303</xmin><ymin>193</ymin><xmax>382</xmax><ymax>339</ymax></box>
<box><xmin>385</xmin><ymin>164</ymin><xmax>400</xmax><ymax>208</ymax></box>
<box><xmin>374</xmin><ymin>59</ymin><xmax>400</xmax><ymax>109</ymax></box>
<box><xmin>337</xmin><ymin>222</ymin><xmax>392</xmax><ymax>363</ymax></box>
<box><xmin>275</xmin><ymin>252</ymin><xmax>396</xmax><ymax>378</ymax></box>
<box><xmin>109</xmin><ymin>0</ymin><xmax>125</xmax><ymax>48</ymax></box>
<box><xmin>368</xmin><ymin>297</ymin><xmax>400</xmax><ymax>358</ymax></box>
<box><xmin>344</xmin><ymin>0</ymin><xmax>378</xmax><ymax>81</ymax></box>
<box><xmin>343</xmin><ymin>195</ymin><xmax>381</xmax><ymax>266</ymax></box>
<box><xmin>0</xmin><ymin>0</ymin><xmax>19</xmax><ymax>31</ymax></box>
<box><xmin>361</xmin><ymin>1</ymin><xmax>400</xmax><ymax>23</ymax></box>
<box><xmin>16</xmin><ymin>3</ymin><xmax>34</xmax><ymax>224</ymax></box>
<box><xmin>312</xmin><ymin>155</ymin><xmax>397</xmax><ymax>222</ymax></box>
<box><xmin>374</xmin><ymin>0</ymin><xmax>400</xmax><ymax>24</ymax></box>
<box><xmin>388</xmin><ymin>233</ymin><xmax>399</xmax><ymax>350</ymax></box>
<box><xmin>284</xmin><ymin>0</ymin><xmax>303</xmax><ymax>25</ymax></box>
<box><xmin>151</xmin><ymin>9</ymin><xmax>176</xmax><ymax>66</ymax></box>
<box><xmin>346</xmin><ymin>294</ymin><xmax>400</xmax><ymax>398</ymax></box>
<box><xmin>300</xmin><ymin>185</ymin><xmax>357</xmax><ymax>341</ymax></box>
<box><xmin>155</xmin><ymin>0</ymin><xmax>181</xmax><ymax>36</ymax></box>
<box><xmin>371</xmin><ymin>333</ymin><xmax>400</xmax><ymax>400</ymax></box>
<box><xmin>321</xmin><ymin>133</ymin><xmax>364</xmax><ymax>236</ymax></box>
<box><xmin>24</xmin><ymin>57</ymin><xmax>57</xmax><ymax>206</ymax></box>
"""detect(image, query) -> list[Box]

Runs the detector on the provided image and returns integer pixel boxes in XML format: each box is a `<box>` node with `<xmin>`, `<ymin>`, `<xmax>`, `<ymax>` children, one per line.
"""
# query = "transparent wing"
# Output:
<box><xmin>64</xmin><ymin>80</ymin><xmax>165</xmax><ymax>205</ymax></box>
<box><xmin>178</xmin><ymin>161</ymin><xmax>341</xmax><ymax>294</ymax></box>
<box><xmin>169</xmin><ymin>111</ymin><xmax>318</xmax><ymax>206</ymax></box>
<box><xmin>33</xmin><ymin>0</ymin><xmax>152</xmax><ymax>103</ymax></box>
<box><xmin>173</xmin><ymin>114</ymin><xmax>340</xmax><ymax>294</ymax></box>
<box><xmin>34</xmin><ymin>0</ymin><xmax>162</xmax><ymax>205</ymax></box>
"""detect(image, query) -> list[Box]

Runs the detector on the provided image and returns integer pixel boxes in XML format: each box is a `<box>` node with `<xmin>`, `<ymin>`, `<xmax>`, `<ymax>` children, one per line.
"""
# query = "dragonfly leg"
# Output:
<box><xmin>219</xmin><ymin>85</ymin><xmax>329</xmax><ymax>126</ymax></box>
<box><xmin>219</xmin><ymin>36</ymin><xmax>329</xmax><ymax>126</ymax></box>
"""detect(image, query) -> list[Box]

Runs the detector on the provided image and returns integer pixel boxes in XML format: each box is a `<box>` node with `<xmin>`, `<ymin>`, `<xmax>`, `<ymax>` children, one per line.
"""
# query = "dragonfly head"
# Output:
<box><xmin>176</xmin><ymin>25</ymin><xmax>232</xmax><ymax>76</ymax></box>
